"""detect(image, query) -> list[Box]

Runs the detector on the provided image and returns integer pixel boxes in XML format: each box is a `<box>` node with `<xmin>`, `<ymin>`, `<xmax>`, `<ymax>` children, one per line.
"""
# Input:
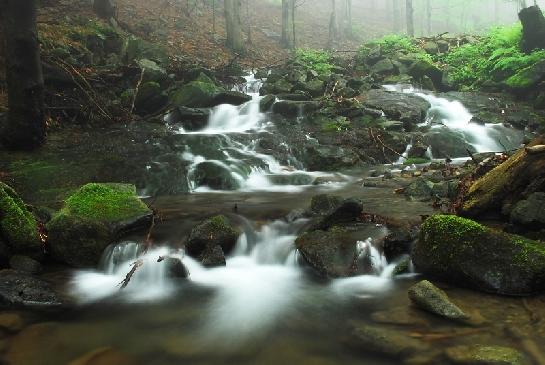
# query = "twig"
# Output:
<box><xmin>370</xmin><ymin>127</ymin><xmax>406</xmax><ymax>160</ymax></box>
<box><xmin>119</xmin><ymin>259</ymin><xmax>144</xmax><ymax>289</ymax></box>
<box><xmin>130</xmin><ymin>68</ymin><xmax>145</xmax><ymax>115</ymax></box>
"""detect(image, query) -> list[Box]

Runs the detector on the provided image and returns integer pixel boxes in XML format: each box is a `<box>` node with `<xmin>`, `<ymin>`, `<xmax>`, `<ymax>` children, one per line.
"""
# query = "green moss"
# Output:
<box><xmin>0</xmin><ymin>182</ymin><xmax>41</xmax><ymax>250</ymax></box>
<box><xmin>294</xmin><ymin>49</ymin><xmax>333</xmax><ymax>75</ymax></box>
<box><xmin>403</xmin><ymin>157</ymin><xmax>430</xmax><ymax>165</ymax></box>
<box><xmin>505</xmin><ymin>67</ymin><xmax>536</xmax><ymax>89</ymax></box>
<box><xmin>60</xmin><ymin>183</ymin><xmax>150</xmax><ymax>223</ymax></box>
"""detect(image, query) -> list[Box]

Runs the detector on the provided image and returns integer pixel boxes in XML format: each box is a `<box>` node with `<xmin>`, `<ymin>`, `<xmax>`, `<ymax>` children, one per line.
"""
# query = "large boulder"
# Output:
<box><xmin>505</xmin><ymin>59</ymin><xmax>545</xmax><ymax>92</ymax></box>
<box><xmin>362</xmin><ymin>89</ymin><xmax>430</xmax><ymax>129</ymax></box>
<box><xmin>186</xmin><ymin>215</ymin><xmax>239</xmax><ymax>263</ymax></box>
<box><xmin>165</xmin><ymin>106</ymin><xmax>210</xmax><ymax>131</ymax></box>
<box><xmin>169</xmin><ymin>73</ymin><xmax>224</xmax><ymax>108</ymax></box>
<box><xmin>133</xmin><ymin>81</ymin><xmax>168</xmax><ymax>115</ymax></box>
<box><xmin>0</xmin><ymin>270</ymin><xmax>62</xmax><ymax>308</ymax></box>
<box><xmin>213</xmin><ymin>91</ymin><xmax>251</xmax><ymax>106</ymax></box>
<box><xmin>192</xmin><ymin>161</ymin><xmax>241</xmax><ymax>190</ymax></box>
<box><xmin>413</xmin><ymin>215</ymin><xmax>545</xmax><ymax>295</ymax></box>
<box><xmin>303</xmin><ymin>145</ymin><xmax>362</xmax><ymax>171</ymax></box>
<box><xmin>0</xmin><ymin>183</ymin><xmax>42</xmax><ymax>259</ymax></box>
<box><xmin>137</xmin><ymin>59</ymin><xmax>167</xmax><ymax>84</ymax></box>
<box><xmin>510</xmin><ymin>192</ymin><xmax>545</xmax><ymax>229</ymax></box>
<box><xmin>519</xmin><ymin>5</ymin><xmax>545</xmax><ymax>53</ymax></box>
<box><xmin>47</xmin><ymin>183</ymin><xmax>152</xmax><ymax>267</ymax></box>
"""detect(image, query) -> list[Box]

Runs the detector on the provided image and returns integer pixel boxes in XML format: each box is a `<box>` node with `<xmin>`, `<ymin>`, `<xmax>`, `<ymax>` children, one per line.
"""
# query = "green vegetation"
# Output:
<box><xmin>439</xmin><ymin>24</ymin><xmax>545</xmax><ymax>90</ymax></box>
<box><xmin>403</xmin><ymin>157</ymin><xmax>430</xmax><ymax>165</ymax></box>
<box><xmin>60</xmin><ymin>183</ymin><xmax>150</xmax><ymax>222</ymax></box>
<box><xmin>358</xmin><ymin>34</ymin><xmax>433</xmax><ymax>62</ymax></box>
<box><xmin>294</xmin><ymin>48</ymin><xmax>333</xmax><ymax>75</ymax></box>
<box><xmin>322</xmin><ymin>117</ymin><xmax>351</xmax><ymax>132</ymax></box>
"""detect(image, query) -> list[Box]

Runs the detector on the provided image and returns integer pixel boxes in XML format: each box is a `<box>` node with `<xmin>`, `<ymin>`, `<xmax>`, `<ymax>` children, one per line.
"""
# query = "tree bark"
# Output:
<box><xmin>406</xmin><ymin>0</ymin><xmax>414</xmax><ymax>36</ymax></box>
<box><xmin>224</xmin><ymin>0</ymin><xmax>244</xmax><ymax>53</ymax></box>
<box><xmin>281</xmin><ymin>0</ymin><xmax>295</xmax><ymax>49</ymax></box>
<box><xmin>519</xmin><ymin>5</ymin><xmax>545</xmax><ymax>52</ymax></box>
<box><xmin>327</xmin><ymin>0</ymin><xmax>338</xmax><ymax>49</ymax></box>
<box><xmin>0</xmin><ymin>0</ymin><xmax>46</xmax><ymax>150</ymax></box>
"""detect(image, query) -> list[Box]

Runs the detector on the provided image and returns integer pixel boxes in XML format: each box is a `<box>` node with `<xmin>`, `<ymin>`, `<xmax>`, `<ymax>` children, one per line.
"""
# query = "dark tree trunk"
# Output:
<box><xmin>0</xmin><ymin>0</ymin><xmax>46</xmax><ymax>150</ymax></box>
<box><xmin>93</xmin><ymin>0</ymin><xmax>116</xmax><ymax>19</ymax></box>
<box><xmin>281</xmin><ymin>0</ymin><xmax>295</xmax><ymax>48</ymax></box>
<box><xmin>406</xmin><ymin>0</ymin><xmax>414</xmax><ymax>36</ymax></box>
<box><xmin>224</xmin><ymin>0</ymin><xmax>244</xmax><ymax>53</ymax></box>
<box><xmin>519</xmin><ymin>5</ymin><xmax>545</xmax><ymax>52</ymax></box>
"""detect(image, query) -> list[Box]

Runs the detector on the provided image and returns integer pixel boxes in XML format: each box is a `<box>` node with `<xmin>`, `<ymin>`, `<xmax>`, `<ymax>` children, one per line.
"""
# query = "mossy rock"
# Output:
<box><xmin>445</xmin><ymin>345</ymin><xmax>524</xmax><ymax>365</ymax></box>
<box><xmin>46</xmin><ymin>183</ymin><xmax>152</xmax><ymax>267</ymax></box>
<box><xmin>505</xmin><ymin>59</ymin><xmax>545</xmax><ymax>91</ymax></box>
<box><xmin>413</xmin><ymin>215</ymin><xmax>545</xmax><ymax>295</ymax></box>
<box><xmin>0</xmin><ymin>183</ymin><xmax>42</xmax><ymax>258</ymax></box>
<box><xmin>186</xmin><ymin>215</ymin><xmax>239</xmax><ymax>259</ymax></box>
<box><xmin>169</xmin><ymin>73</ymin><xmax>224</xmax><ymax>108</ymax></box>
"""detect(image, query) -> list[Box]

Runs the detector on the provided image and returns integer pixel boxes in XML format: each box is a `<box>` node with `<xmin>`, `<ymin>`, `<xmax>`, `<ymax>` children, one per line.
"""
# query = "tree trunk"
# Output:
<box><xmin>341</xmin><ymin>0</ymin><xmax>353</xmax><ymax>39</ymax></box>
<box><xmin>0</xmin><ymin>0</ymin><xmax>45</xmax><ymax>150</ymax></box>
<box><xmin>519</xmin><ymin>5</ymin><xmax>545</xmax><ymax>52</ymax></box>
<box><xmin>224</xmin><ymin>0</ymin><xmax>244</xmax><ymax>53</ymax></box>
<box><xmin>93</xmin><ymin>0</ymin><xmax>116</xmax><ymax>19</ymax></box>
<box><xmin>281</xmin><ymin>0</ymin><xmax>295</xmax><ymax>48</ymax></box>
<box><xmin>393</xmin><ymin>0</ymin><xmax>401</xmax><ymax>33</ymax></box>
<box><xmin>406</xmin><ymin>0</ymin><xmax>414</xmax><ymax>36</ymax></box>
<box><xmin>426</xmin><ymin>0</ymin><xmax>432</xmax><ymax>35</ymax></box>
<box><xmin>327</xmin><ymin>0</ymin><xmax>338</xmax><ymax>49</ymax></box>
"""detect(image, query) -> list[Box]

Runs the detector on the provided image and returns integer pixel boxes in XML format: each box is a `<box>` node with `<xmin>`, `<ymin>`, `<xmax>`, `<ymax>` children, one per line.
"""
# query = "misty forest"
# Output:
<box><xmin>2</xmin><ymin>0</ymin><xmax>545</xmax><ymax>364</ymax></box>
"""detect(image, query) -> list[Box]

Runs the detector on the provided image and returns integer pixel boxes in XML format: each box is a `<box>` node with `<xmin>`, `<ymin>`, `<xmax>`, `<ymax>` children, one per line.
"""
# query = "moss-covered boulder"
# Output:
<box><xmin>413</xmin><ymin>215</ymin><xmax>545</xmax><ymax>295</ymax></box>
<box><xmin>0</xmin><ymin>183</ymin><xmax>42</xmax><ymax>258</ymax></box>
<box><xmin>445</xmin><ymin>345</ymin><xmax>524</xmax><ymax>365</ymax></box>
<box><xmin>505</xmin><ymin>59</ymin><xmax>545</xmax><ymax>92</ymax></box>
<box><xmin>186</xmin><ymin>215</ymin><xmax>239</xmax><ymax>265</ymax></box>
<box><xmin>47</xmin><ymin>183</ymin><xmax>152</xmax><ymax>267</ymax></box>
<box><xmin>134</xmin><ymin>81</ymin><xmax>168</xmax><ymax>115</ymax></box>
<box><xmin>169</xmin><ymin>73</ymin><xmax>224</xmax><ymax>108</ymax></box>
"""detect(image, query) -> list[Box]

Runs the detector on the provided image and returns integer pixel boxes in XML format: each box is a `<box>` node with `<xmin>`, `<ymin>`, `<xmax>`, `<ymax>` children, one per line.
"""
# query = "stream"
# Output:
<box><xmin>3</xmin><ymin>76</ymin><xmax>543</xmax><ymax>365</ymax></box>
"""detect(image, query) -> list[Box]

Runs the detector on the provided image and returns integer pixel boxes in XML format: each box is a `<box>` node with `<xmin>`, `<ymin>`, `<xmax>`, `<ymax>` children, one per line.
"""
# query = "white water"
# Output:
<box><xmin>71</xmin><ymin>218</ymin><xmax>400</xmax><ymax>342</ymax></box>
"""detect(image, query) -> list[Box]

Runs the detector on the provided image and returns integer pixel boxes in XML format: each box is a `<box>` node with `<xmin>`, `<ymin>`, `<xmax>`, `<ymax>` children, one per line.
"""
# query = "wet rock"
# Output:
<box><xmin>213</xmin><ymin>90</ymin><xmax>251</xmax><ymax>106</ymax></box>
<box><xmin>295</xmin><ymin>230</ymin><xmax>358</xmax><ymax>278</ymax></box>
<box><xmin>311</xmin><ymin>198</ymin><xmax>363</xmax><ymax>230</ymax></box>
<box><xmin>303</xmin><ymin>145</ymin><xmax>362</xmax><ymax>171</ymax></box>
<box><xmin>137</xmin><ymin>58</ymin><xmax>167</xmax><ymax>83</ymax></box>
<box><xmin>408</xmin><ymin>59</ymin><xmax>443</xmax><ymax>89</ymax></box>
<box><xmin>445</xmin><ymin>345</ymin><xmax>524</xmax><ymax>365</ymax></box>
<box><xmin>0</xmin><ymin>182</ymin><xmax>42</xmax><ymax>259</ymax></box>
<box><xmin>347</xmin><ymin>324</ymin><xmax>428</xmax><ymax>358</ymax></box>
<box><xmin>261</xmin><ymin>78</ymin><xmax>293</xmax><ymax>95</ymax></box>
<box><xmin>68</xmin><ymin>347</ymin><xmax>137</xmax><ymax>365</ymax></box>
<box><xmin>0</xmin><ymin>312</ymin><xmax>25</xmax><ymax>332</ymax></box>
<box><xmin>0</xmin><ymin>270</ymin><xmax>62</xmax><ymax>308</ymax></box>
<box><xmin>404</xmin><ymin>178</ymin><xmax>434</xmax><ymax>201</ymax></box>
<box><xmin>259</xmin><ymin>94</ymin><xmax>276</xmax><ymax>111</ymax></box>
<box><xmin>519</xmin><ymin>5</ymin><xmax>545</xmax><ymax>53</ymax></box>
<box><xmin>383</xmin><ymin>226</ymin><xmax>417</xmax><ymax>261</ymax></box>
<box><xmin>9</xmin><ymin>255</ymin><xmax>42</xmax><ymax>274</ymax></box>
<box><xmin>392</xmin><ymin>256</ymin><xmax>411</xmax><ymax>276</ymax></box>
<box><xmin>310</xmin><ymin>194</ymin><xmax>343</xmax><ymax>215</ymax></box>
<box><xmin>169</xmin><ymin>72</ymin><xmax>224</xmax><ymax>108</ymax></box>
<box><xmin>166</xmin><ymin>106</ymin><xmax>210</xmax><ymax>131</ymax></box>
<box><xmin>276</xmin><ymin>93</ymin><xmax>311</xmax><ymax>101</ymax></box>
<box><xmin>47</xmin><ymin>184</ymin><xmax>152</xmax><ymax>268</ymax></box>
<box><xmin>133</xmin><ymin>81</ymin><xmax>168</xmax><ymax>115</ymax></box>
<box><xmin>272</xmin><ymin>100</ymin><xmax>320</xmax><ymax>117</ymax></box>
<box><xmin>408</xmin><ymin>280</ymin><xmax>469</xmax><ymax>322</ymax></box>
<box><xmin>370</xmin><ymin>58</ymin><xmax>395</xmax><ymax>74</ymax></box>
<box><xmin>413</xmin><ymin>215</ymin><xmax>545</xmax><ymax>295</ymax></box>
<box><xmin>362</xmin><ymin>89</ymin><xmax>430</xmax><ymax>129</ymax></box>
<box><xmin>186</xmin><ymin>215</ymin><xmax>239</xmax><ymax>258</ymax></box>
<box><xmin>299</xmin><ymin>79</ymin><xmax>325</xmax><ymax>97</ymax></box>
<box><xmin>199</xmin><ymin>245</ymin><xmax>226</xmax><ymax>267</ymax></box>
<box><xmin>510</xmin><ymin>192</ymin><xmax>545</xmax><ymax>229</ymax></box>
<box><xmin>163</xmin><ymin>257</ymin><xmax>189</xmax><ymax>278</ymax></box>
<box><xmin>424</xmin><ymin>128</ymin><xmax>477</xmax><ymax>158</ymax></box>
<box><xmin>193</xmin><ymin>161</ymin><xmax>241</xmax><ymax>190</ymax></box>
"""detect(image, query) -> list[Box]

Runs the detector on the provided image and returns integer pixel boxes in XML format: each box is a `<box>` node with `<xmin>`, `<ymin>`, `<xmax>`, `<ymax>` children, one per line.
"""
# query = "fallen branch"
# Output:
<box><xmin>119</xmin><ymin>259</ymin><xmax>144</xmax><ymax>289</ymax></box>
<box><xmin>130</xmin><ymin>68</ymin><xmax>145</xmax><ymax>115</ymax></box>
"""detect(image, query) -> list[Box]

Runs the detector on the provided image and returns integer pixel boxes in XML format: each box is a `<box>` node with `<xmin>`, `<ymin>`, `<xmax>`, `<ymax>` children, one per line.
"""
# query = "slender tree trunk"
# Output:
<box><xmin>393</xmin><ymin>0</ymin><xmax>401</xmax><ymax>33</ymax></box>
<box><xmin>406</xmin><ymin>0</ymin><xmax>414</xmax><ymax>36</ymax></box>
<box><xmin>246</xmin><ymin>0</ymin><xmax>252</xmax><ymax>44</ymax></box>
<box><xmin>328</xmin><ymin>0</ymin><xmax>338</xmax><ymax>49</ymax></box>
<box><xmin>0</xmin><ymin>0</ymin><xmax>45</xmax><ymax>150</ymax></box>
<box><xmin>212</xmin><ymin>0</ymin><xmax>216</xmax><ymax>34</ymax></box>
<box><xmin>281</xmin><ymin>0</ymin><xmax>295</xmax><ymax>48</ymax></box>
<box><xmin>224</xmin><ymin>0</ymin><xmax>244</xmax><ymax>53</ymax></box>
<box><xmin>426</xmin><ymin>0</ymin><xmax>432</xmax><ymax>35</ymax></box>
<box><xmin>291</xmin><ymin>0</ymin><xmax>296</xmax><ymax>49</ymax></box>
<box><xmin>341</xmin><ymin>0</ymin><xmax>353</xmax><ymax>39</ymax></box>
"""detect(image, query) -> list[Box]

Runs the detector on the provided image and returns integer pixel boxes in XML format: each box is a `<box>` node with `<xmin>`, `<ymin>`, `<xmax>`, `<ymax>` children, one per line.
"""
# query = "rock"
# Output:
<box><xmin>169</xmin><ymin>73</ymin><xmax>224</xmax><ymax>108</ymax></box>
<box><xmin>137</xmin><ymin>58</ymin><xmax>167</xmax><ymax>83</ymax></box>
<box><xmin>299</xmin><ymin>79</ymin><xmax>325</xmax><ymax>97</ymax></box>
<box><xmin>68</xmin><ymin>347</ymin><xmax>137</xmax><ymax>365</ymax></box>
<box><xmin>303</xmin><ymin>145</ymin><xmax>362</xmax><ymax>171</ymax></box>
<box><xmin>0</xmin><ymin>312</ymin><xmax>25</xmax><ymax>332</ymax></box>
<box><xmin>192</xmin><ymin>161</ymin><xmax>241</xmax><ymax>190</ymax></box>
<box><xmin>392</xmin><ymin>256</ymin><xmax>411</xmax><ymax>276</ymax></box>
<box><xmin>47</xmin><ymin>183</ymin><xmax>152</xmax><ymax>268</ymax></box>
<box><xmin>261</xmin><ymin>78</ymin><xmax>293</xmax><ymax>95</ymax></box>
<box><xmin>259</xmin><ymin>94</ymin><xmax>276</xmax><ymax>111</ymax></box>
<box><xmin>163</xmin><ymin>257</ymin><xmax>189</xmax><ymax>278</ymax></box>
<box><xmin>408</xmin><ymin>280</ymin><xmax>469</xmax><ymax>322</ymax></box>
<box><xmin>405</xmin><ymin>178</ymin><xmax>434</xmax><ymax>201</ymax></box>
<box><xmin>408</xmin><ymin>59</ymin><xmax>443</xmax><ymax>89</ymax></box>
<box><xmin>93</xmin><ymin>0</ymin><xmax>115</xmax><ymax>19</ymax></box>
<box><xmin>362</xmin><ymin>89</ymin><xmax>430</xmax><ymax>129</ymax></box>
<box><xmin>0</xmin><ymin>270</ymin><xmax>62</xmax><ymax>308</ymax></box>
<box><xmin>423</xmin><ymin>41</ymin><xmax>439</xmax><ymax>55</ymax></box>
<box><xmin>347</xmin><ymin>324</ymin><xmax>428</xmax><ymax>358</ymax></box>
<box><xmin>295</xmin><ymin>229</ymin><xmax>358</xmax><ymax>278</ymax></box>
<box><xmin>0</xmin><ymin>182</ymin><xmax>42</xmax><ymax>259</ymax></box>
<box><xmin>519</xmin><ymin>5</ymin><xmax>545</xmax><ymax>53</ymax></box>
<box><xmin>413</xmin><ymin>215</ymin><xmax>545</xmax><ymax>295</ymax></box>
<box><xmin>9</xmin><ymin>255</ymin><xmax>42</xmax><ymax>274</ymax></box>
<box><xmin>510</xmin><ymin>192</ymin><xmax>545</xmax><ymax>229</ymax></box>
<box><xmin>186</xmin><ymin>215</ymin><xmax>239</xmax><ymax>258</ymax></box>
<box><xmin>370</xmin><ymin>58</ymin><xmax>395</xmax><ymax>74</ymax></box>
<box><xmin>310</xmin><ymin>194</ymin><xmax>343</xmax><ymax>215</ymax></box>
<box><xmin>213</xmin><ymin>90</ymin><xmax>251</xmax><ymax>106</ymax></box>
<box><xmin>437</xmin><ymin>40</ymin><xmax>450</xmax><ymax>53</ymax></box>
<box><xmin>276</xmin><ymin>93</ymin><xmax>311</xmax><ymax>101</ymax></box>
<box><xmin>134</xmin><ymin>81</ymin><xmax>168</xmax><ymax>115</ymax></box>
<box><xmin>535</xmin><ymin>91</ymin><xmax>545</xmax><ymax>109</ymax></box>
<box><xmin>371</xmin><ymin>307</ymin><xmax>428</xmax><ymax>326</ymax></box>
<box><xmin>445</xmin><ymin>345</ymin><xmax>524</xmax><ymax>365</ymax></box>
<box><xmin>272</xmin><ymin>100</ymin><xmax>320</xmax><ymax>117</ymax></box>
<box><xmin>424</xmin><ymin>128</ymin><xmax>477</xmax><ymax>158</ymax></box>
<box><xmin>505</xmin><ymin>59</ymin><xmax>545</xmax><ymax>91</ymax></box>
<box><xmin>311</xmin><ymin>198</ymin><xmax>363</xmax><ymax>231</ymax></box>
<box><xmin>122</xmin><ymin>35</ymin><xmax>169</xmax><ymax>65</ymax></box>
<box><xmin>383</xmin><ymin>226</ymin><xmax>417</xmax><ymax>261</ymax></box>
<box><xmin>199</xmin><ymin>245</ymin><xmax>226</xmax><ymax>267</ymax></box>
<box><xmin>165</xmin><ymin>106</ymin><xmax>210</xmax><ymax>131</ymax></box>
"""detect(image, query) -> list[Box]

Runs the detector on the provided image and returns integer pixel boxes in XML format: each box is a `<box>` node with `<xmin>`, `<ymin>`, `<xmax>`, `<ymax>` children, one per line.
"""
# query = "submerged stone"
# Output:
<box><xmin>0</xmin><ymin>270</ymin><xmax>62</xmax><ymax>308</ymax></box>
<box><xmin>412</xmin><ymin>215</ymin><xmax>545</xmax><ymax>295</ymax></box>
<box><xmin>47</xmin><ymin>183</ymin><xmax>152</xmax><ymax>267</ymax></box>
<box><xmin>408</xmin><ymin>280</ymin><xmax>469</xmax><ymax>322</ymax></box>
<box><xmin>445</xmin><ymin>345</ymin><xmax>524</xmax><ymax>365</ymax></box>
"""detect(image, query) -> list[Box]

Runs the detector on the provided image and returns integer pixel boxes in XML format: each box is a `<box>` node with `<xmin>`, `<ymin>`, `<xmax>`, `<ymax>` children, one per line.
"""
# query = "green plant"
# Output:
<box><xmin>295</xmin><ymin>48</ymin><xmax>333</xmax><ymax>75</ymax></box>
<box><xmin>322</xmin><ymin>117</ymin><xmax>351</xmax><ymax>132</ymax></box>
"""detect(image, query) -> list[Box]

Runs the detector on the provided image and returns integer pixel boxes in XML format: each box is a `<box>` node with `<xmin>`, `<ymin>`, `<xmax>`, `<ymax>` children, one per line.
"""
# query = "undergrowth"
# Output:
<box><xmin>295</xmin><ymin>48</ymin><xmax>333</xmax><ymax>75</ymax></box>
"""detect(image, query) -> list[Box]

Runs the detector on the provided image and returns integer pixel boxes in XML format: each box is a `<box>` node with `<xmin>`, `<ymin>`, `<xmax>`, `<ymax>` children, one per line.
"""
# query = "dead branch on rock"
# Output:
<box><xmin>369</xmin><ymin>127</ymin><xmax>405</xmax><ymax>163</ymax></box>
<box><xmin>119</xmin><ymin>259</ymin><xmax>144</xmax><ymax>289</ymax></box>
<box><xmin>130</xmin><ymin>68</ymin><xmax>145</xmax><ymax>115</ymax></box>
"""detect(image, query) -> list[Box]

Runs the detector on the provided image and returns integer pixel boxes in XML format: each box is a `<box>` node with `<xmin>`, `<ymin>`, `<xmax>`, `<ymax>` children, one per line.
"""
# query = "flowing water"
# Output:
<box><xmin>4</xmin><ymin>79</ymin><xmax>544</xmax><ymax>365</ymax></box>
